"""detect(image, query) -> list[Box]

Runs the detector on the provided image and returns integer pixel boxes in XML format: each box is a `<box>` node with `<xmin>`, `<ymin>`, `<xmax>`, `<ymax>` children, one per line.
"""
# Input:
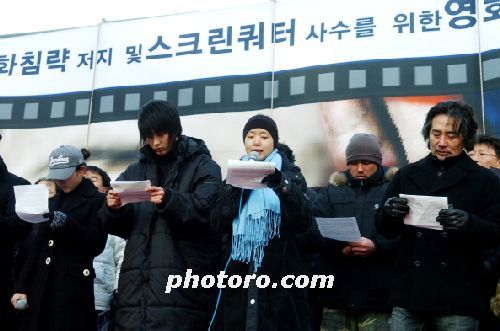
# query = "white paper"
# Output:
<box><xmin>110</xmin><ymin>180</ymin><xmax>152</xmax><ymax>204</ymax></box>
<box><xmin>226</xmin><ymin>160</ymin><xmax>276</xmax><ymax>189</ymax></box>
<box><xmin>14</xmin><ymin>184</ymin><xmax>49</xmax><ymax>223</ymax></box>
<box><xmin>315</xmin><ymin>217</ymin><xmax>362</xmax><ymax>242</ymax></box>
<box><xmin>400</xmin><ymin>194</ymin><xmax>448</xmax><ymax>230</ymax></box>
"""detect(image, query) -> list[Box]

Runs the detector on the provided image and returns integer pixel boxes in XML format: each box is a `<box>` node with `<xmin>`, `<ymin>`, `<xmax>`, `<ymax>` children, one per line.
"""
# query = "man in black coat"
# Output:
<box><xmin>376</xmin><ymin>101</ymin><xmax>500</xmax><ymax>330</ymax></box>
<box><xmin>102</xmin><ymin>101</ymin><xmax>222</xmax><ymax>331</ymax></box>
<box><xmin>12</xmin><ymin>145</ymin><xmax>107</xmax><ymax>331</ymax></box>
<box><xmin>0</xmin><ymin>133</ymin><xmax>31</xmax><ymax>331</ymax></box>
<box><xmin>309</xmin><ymin>133</ymin><xmax>398</xmax><ymax>331</ymax></box>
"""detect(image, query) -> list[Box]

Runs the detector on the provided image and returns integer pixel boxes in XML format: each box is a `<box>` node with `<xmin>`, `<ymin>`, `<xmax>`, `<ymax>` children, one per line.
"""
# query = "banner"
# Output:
<box><xmin>0</xmin><ymin>0</ymin><xmax>499</xmax><ymax>186</ymax></box>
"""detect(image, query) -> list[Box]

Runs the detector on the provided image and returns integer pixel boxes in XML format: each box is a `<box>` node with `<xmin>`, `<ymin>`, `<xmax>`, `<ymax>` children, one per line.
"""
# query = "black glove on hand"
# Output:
<box><xmin>382</xmin><ymin>197</ymin><xmax>410</xmax><ymax>218</ymax></box>
<box><xmin>44</xmin><ymin>211</ymin><xmax>68</xmax><ymax>229</ymax></box>
<box><xmin>261</xmin><ymin>169</ymin><xmax>282</xmax><ymax>189</ymax></box>
<box><xmin>436</xmin><ymin>208</ymin><xmax>470</xmax><ymax>231</ymax></box>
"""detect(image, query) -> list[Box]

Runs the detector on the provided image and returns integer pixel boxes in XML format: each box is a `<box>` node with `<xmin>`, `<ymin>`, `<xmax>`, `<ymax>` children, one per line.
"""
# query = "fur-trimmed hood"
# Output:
<box><xmin>329</xmin><ymin>166</ymin><xmax>398</xmax><ymax>187</ymax></box>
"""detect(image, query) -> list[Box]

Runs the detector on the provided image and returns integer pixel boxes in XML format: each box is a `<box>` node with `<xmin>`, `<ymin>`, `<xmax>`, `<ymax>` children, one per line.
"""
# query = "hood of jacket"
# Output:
<box><xmin>138</xmin><ymin>135</ymin><xmax>211</xmax><ymax>164</ymax></box>
<box><xmin>329</xmin><ymin>166</ymin><xmax>398</xmax><ymax>187</ymax></box>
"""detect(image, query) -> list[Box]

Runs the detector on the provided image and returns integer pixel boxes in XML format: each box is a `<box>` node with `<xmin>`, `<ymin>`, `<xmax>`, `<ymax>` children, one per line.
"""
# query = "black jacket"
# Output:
<box><xmin>209</xmin><ymin>147</ymin><xmax>312</xmax><ymax>331</ymax></box>
<box><xmin>308</xmin><ymin>167</ymin><xmax>398</xmax><ymax>312</ymax></box>
<box><xmin>376</xmin><ymin>152</ymin><xmax>500</xmax><ymax>317</ymax></box>
<box><xmin>0</xmin><ymin>156</ymin><xmax>30</xmax><ymax>327</ymax></box>
<box><xmin>102</xmin><ymin>136</ymin><xmax>222</xmax><ymax>331</ymax></box>
<box><xmin>15</xmin><ymin>178</ymin><xmax>107</xmax><ymax>331</ymax></box>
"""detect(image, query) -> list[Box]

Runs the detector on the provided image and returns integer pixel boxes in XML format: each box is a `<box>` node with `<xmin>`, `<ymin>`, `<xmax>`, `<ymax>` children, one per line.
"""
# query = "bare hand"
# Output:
<box><xmin>107</xmin><ymin>190</ymin><xmax>123</xmax><ymax>210</ymax></box>
<box><xmin>11</xmin><ymin>293</ymin><xmax>27</xmax><ymax>308</ymax></box>
<box><xmin>146</xmin><ymin>186</ymin><xmax>165</xmax><ymax>205</ymax></box>
<box><xmin>344</xmin><ymin>237</ymin><xmax>376</xmax><ymax>257</ymax></box>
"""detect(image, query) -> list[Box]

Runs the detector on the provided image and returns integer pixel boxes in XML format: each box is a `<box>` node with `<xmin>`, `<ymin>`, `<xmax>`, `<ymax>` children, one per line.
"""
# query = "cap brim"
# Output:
<box><xmin>47</xmin><ymin>167</ymin><xmax>75</xmax><ymax>180</ymax></box>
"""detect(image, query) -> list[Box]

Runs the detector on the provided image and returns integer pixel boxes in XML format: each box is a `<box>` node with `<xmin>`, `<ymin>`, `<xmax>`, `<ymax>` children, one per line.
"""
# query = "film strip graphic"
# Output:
<box><xmin>0</xmin><ymin>50</ymin><xmax>499</xmax><ymax>130</ymax></box>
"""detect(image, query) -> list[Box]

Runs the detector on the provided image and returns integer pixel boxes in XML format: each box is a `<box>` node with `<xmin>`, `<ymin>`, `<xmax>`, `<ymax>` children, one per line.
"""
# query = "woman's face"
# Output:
<box><xmin>84</xmin><ymin>170</ymin><xmax>108</xmax><ymax>193</ymax></box>
<box><xmin>244</xmin><ymin>128</ymin><xmax>275</xmax><ymax>160</ymax></box>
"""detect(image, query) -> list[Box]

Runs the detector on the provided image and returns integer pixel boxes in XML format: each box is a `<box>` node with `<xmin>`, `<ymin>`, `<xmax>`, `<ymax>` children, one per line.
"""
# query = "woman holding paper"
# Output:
<box><xmin>209</xmin><ymin>114</ymin><xmax>313</xmax><ymax>331</ymax></box>
<box><xmin>11</xmin><ymin>145</ymin><xmax>107</xmax><ymax>331</ymax></box>
<box><xmin>101</xmin><ymin>100</ymin><xmax>222</xmax><ymax>331</ymax></box>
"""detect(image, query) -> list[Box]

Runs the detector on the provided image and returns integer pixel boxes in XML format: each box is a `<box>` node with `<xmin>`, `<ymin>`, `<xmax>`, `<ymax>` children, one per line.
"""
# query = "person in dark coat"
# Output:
<box><xmin>0</xmin><ymin>138</ymin><xmax>31</xmax><ymax>331</ymax></box>
<box><xmin>307</xmin><ymin>133</ymin><xmax>398</xmax><ymax>331</ymax></box>
<box><xmin>467</xmin><ymin>134</ymin><xmax>500</xmax><ymax>330</ymax></box>
<box><xmin>209</xmin><ymin>114</ymin><xmax>312</xmax><ymax>331</ymax></box>
<box><xmin>375</xmin><ymin>101</ymin><xmax>500</xmax><ymax>330</ymax></box>
<box><xmin>101</xmin><ymin>100</ymin><xmax>222</xmax><ymax>331</ymax></box>
<box><xmin>12</xmin><ymin>145</ymin><xmax>107</xmax><ymax>331</ymax></box>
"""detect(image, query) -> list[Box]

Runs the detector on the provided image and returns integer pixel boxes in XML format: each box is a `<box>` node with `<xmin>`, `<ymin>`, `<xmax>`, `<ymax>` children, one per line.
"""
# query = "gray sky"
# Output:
<box><xmin>2</xmin><ymin>0</ymin><xmax>271</xmax><ymax>35</ymax></box>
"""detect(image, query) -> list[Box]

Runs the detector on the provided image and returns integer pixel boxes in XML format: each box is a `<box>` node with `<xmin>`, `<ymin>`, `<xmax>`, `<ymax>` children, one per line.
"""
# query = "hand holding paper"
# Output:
<box><xmin>226</xmin><ymin>160</ymin><xmax>276</xmax><ymax>189</ymax></box>
<box><xmin>436</xmin><ymin>208</ymin><xmax>470</xmax><ymax>231</ymax></box>
<box><xmin>315</xmin><ymin>217</ymin><xmax>362</xmax><ymax>242</ymax></box>
<box><xmin>110</xmin><ymin>180</ymin><xmax>152</xmax><ymax>204</ymax></box>
<box><xmin>400</xmin><ymin>194</ymin><xmax>447</xmax><ymax>230</ymax></box>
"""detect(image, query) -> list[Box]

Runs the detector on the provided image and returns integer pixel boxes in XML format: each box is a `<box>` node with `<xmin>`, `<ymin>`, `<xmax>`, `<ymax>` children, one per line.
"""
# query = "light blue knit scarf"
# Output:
<box><xmin>231</xmin><ymin>149</ymin><xmax>282</xmax><ymax>272</ymax></box>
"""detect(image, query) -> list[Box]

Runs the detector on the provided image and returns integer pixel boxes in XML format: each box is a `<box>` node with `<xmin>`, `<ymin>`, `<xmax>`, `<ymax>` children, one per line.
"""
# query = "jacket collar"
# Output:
<box><xmin>409</xmin><ymin>151</ymin><xmax>478</xmax><ymax>194</ymax></box>
<box><xmin>51</xmin><ymin>178</ymin><xmax>97</xmax><ymax>214</ymax></box>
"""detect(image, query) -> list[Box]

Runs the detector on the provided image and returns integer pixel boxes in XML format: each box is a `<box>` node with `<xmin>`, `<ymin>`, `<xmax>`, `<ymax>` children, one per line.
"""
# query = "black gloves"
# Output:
<box><xmin>437</xmin><ymin>208</ymin><xmax>470</xmax><ymax>231</ymax></box>
<box><xmin>44</xmin><ymin>211</ymin><xmax>68</xmax><ymax>229</ymax></box>
<box><xmin>382</xmin><ymin>197</ymin><xmax>410</xmax><ymax>218</ymax></box>
<box><xmin>262</xmin><ymin>169</ymin><xmax>282</xmax><ymax>189</ymax></box>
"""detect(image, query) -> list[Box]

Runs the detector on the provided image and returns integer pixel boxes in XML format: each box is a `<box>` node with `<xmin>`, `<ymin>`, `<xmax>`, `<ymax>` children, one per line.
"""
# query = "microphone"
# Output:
<box><xmin>248</xmin><ymin>151</ymin><xmax>259</xmax><ymax>161</ymax></box>
<box><xmin>15</xmin><ymin>299</ymin><xmax>28</xmax><ymax>310</ymax></box>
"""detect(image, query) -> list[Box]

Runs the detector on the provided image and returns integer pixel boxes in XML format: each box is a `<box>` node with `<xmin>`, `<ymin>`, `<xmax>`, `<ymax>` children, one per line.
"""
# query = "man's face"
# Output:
<box><xmin>429</xmin><ymin>114</ymin><xmax>464</xmax><ymax>161</ymax></box>
<box><xmin>146</xmin><ymin>132</ymin><xmax>173</xmax><ymax>156</ymax></box>
<box><xmin>347</xmin><ymin>161</ymin><xmax>378</xmax><ymax>180</ymax></box>
<box><xmin>244</xmin><ymin>128</ymin><xmax>275</xmax><ymax>161</ymax></box>
<box><xmin>468</xmin><ymin>143</ymin><xmax>500</xmax><ymax>169</ymax></box>
<box><xmin>54</xmin><ymin>167</ymin><xmax>86</xmax><ymax>193</ymax></box>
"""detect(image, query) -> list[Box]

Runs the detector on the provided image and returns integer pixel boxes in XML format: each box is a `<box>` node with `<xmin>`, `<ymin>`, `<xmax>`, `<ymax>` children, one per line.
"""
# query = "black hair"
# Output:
<box><xmin>138</xmin><ymin>100</ymin><xmax>182</xmax><ymax>146</ymax></box>
<box><xmin>277</xmin><ymin>143</ymin><xmax>296</xmax><ymax>163</ymax></box>
<box><xmin>35</xmin><ymin>177</ymin><xmax>50</xmax><ymax>184</ymax></box>
<box><xmin>81</xmin><ymin>148</ymin><xmax>91</xmax><ymax>161</ymax></box>
<box><xmin>86</xmin><ymin>165</ymin><xmax>111</xmax><ymax>188</ymax></box>
<box><xmin>421</xmin><ymin>101</ymin><xmax>478</xmax><ymax>150</ymax></box>
<box><xmin>474</xmin><ymin>134</ymin><xmax>500</xmax><ymax>158</ymax></box>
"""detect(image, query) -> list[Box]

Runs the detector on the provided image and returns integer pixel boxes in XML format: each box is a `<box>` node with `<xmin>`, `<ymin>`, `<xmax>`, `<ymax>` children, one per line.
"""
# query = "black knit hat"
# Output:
<box><xmin>242</xmin><ymin>114</ymin><xmax>279</xmax><ymax>147</ymax></box>
<box><xmin>345</xmin><ymin>133</ymin><xmax>382</xmax><ymax>166</ymax></box>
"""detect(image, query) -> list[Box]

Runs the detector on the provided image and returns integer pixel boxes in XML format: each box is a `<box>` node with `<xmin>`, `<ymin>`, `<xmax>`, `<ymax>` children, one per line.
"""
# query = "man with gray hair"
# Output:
<box><xmin>376</xmin><ymin>101</ymin><xmax>500</xmax><ymax>330</ymax></box>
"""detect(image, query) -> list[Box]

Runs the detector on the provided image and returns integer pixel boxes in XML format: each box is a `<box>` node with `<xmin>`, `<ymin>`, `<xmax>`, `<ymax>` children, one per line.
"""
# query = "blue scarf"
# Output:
<box><xmin>231</xmin><ymin>149</ymin><xmax>282</xmax><ymax>272</ymax></box>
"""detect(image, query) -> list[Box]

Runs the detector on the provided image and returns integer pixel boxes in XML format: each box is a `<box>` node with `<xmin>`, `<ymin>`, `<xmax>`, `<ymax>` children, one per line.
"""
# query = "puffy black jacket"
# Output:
<box><xmin>102</xmin><ymin>136</ymin><xmax>222</xmax><ymax>331</ymax></box>
<box><xmin>209</xmin><ymin>147</ymin><xmax>312</xmax><ymax>331</ymax></box>
<box><xmin>308</xmin><ymin>167</ymin><xmax>398</xmax><ymax>312</ymax></box>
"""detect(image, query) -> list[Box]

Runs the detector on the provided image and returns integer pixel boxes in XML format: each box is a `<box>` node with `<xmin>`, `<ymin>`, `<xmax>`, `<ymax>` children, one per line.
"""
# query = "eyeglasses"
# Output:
<box><xmin>468</xmin><ymin>152</ymin><xmax>497</xmax><ymax>158</ymax></box>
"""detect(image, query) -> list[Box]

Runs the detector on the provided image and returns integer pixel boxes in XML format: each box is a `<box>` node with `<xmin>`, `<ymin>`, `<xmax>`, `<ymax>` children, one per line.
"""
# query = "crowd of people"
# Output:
<box><xmin>0</xmin><ymin>100</ymin><xmax>499</xmax><ymax>331</ymax></box>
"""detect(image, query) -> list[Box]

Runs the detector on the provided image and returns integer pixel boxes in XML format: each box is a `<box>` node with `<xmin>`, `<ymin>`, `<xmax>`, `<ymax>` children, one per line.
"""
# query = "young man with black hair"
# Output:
<box><xmin>376</xmin><ymin>101</ymin><xmax>500</xmax><ymax>330</ymax></box>
<box><xmin>102</xmin><ymin>100</ymin><xmax>222</xmax><ymax>331</ymax></box>
<box><xmin>12</xmin><ymin>145</ymin><xmax>107</xmax><ymax>331</ymax></box>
